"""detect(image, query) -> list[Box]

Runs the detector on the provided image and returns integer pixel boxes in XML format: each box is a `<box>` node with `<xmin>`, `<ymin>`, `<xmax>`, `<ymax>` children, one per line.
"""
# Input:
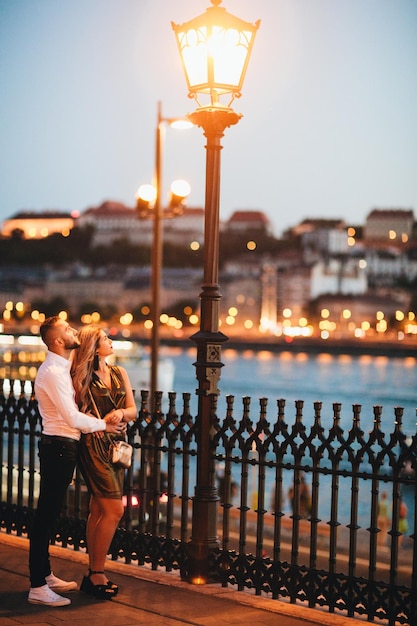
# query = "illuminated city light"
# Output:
<box><xmin>376</xmin><ymin>319</ymin><xmax>388</xmax><ymax>333</ymax></box>
<box><xmin>283</xmin><ymin>325</ymin><xmax>313</xmax><ymax>337</ymax></box>
<box><xmin>120</xmin><ymin>313</ymin><xmax>133</xmax><ymax>326</ymax></box>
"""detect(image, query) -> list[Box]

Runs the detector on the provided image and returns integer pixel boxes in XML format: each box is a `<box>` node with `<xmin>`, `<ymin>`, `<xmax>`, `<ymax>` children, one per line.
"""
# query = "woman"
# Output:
<box><xmin>71</xmin><ymin>326</ymin><xmax>136</xmax><ymax>599</ymax></box>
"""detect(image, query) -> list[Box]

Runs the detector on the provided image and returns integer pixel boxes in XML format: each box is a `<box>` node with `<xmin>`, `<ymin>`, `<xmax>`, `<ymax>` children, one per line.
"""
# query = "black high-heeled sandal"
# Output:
<box><xmin>106</xmin><ymin>579</ymin><xmax>119</xmax><ymax>595</ymax></box>
<box><xmin>80</xmin><ymin>570</ymin><xmax>117</xmax><ymax>600</ymax></box>
<box><xmin>90</xmin><ymin>569</ymin><xmax>118</xmax><ymax>595</ymax></box>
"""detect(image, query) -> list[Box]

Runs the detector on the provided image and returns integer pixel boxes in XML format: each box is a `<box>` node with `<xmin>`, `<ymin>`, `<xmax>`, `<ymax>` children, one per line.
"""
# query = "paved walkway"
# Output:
<box><xmin>0</xmin><ymin>532</ymin><xmax>362</xmax><ymax>625</ymax></box>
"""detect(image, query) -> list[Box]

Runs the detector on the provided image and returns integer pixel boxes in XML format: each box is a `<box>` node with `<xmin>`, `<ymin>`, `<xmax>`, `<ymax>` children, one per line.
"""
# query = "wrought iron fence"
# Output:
<box><xmin>0</xmin><ymin>377</ymin><xmax>416</xmax><ymax>625</ymax></box>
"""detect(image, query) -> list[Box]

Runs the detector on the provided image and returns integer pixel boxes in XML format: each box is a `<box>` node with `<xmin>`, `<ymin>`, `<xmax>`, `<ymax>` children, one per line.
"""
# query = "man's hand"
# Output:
<box><xmin>104</xmin><ymin>421</ymin><xmax>126</xmax><ymax>435</ymax></box>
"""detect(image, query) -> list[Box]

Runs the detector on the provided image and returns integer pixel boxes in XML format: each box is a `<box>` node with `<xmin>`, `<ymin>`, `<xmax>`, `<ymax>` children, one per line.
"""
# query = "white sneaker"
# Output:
<box><xmin>46</xmin><ymin>571</ymin><xmax>78</xmax><ymax>592</ymax></box>
<box><xmin>28</xmin><ymin>584</ymin><xmax>71</xmax><ymax>606</ymax></box>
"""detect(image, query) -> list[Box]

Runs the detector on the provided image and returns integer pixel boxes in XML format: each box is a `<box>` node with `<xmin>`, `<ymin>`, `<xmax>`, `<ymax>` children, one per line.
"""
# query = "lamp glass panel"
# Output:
<box><xmin>177</xmin><ymin>28</ymin><xmax>209</xmax><ymax>88</ymax></box>
<box><xmin>177</xmin><ymin>25</ymin><xmax>252</xmax><ymax>94</ymax></box>
<box><xmin>211</xmin><ymin>27</ymin><xmax>253</xmax><ymax>88</ymax></box>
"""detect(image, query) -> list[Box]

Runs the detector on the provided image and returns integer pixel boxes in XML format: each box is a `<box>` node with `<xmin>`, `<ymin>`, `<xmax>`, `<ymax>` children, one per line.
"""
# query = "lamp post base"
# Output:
<box><xmin>184</xmin><ymin>328</ymin><xmax>228</xmax><ymax>583</ymax></box>
<box><xmin>186</xmin><ymin>484</ymin><xmax>220</xmax><ymax>585</ymax></box>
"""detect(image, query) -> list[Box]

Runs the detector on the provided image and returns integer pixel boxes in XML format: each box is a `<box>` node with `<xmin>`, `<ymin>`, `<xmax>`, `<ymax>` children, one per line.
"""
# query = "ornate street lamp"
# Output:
<box><xmin>172</xmin><ymin>0</ymin><xmax>260</xmax><ymax>583</ymax></box>
<box><xmin>136</xmin><ymin>101</ymin><xmax>192</xmax><ymax>406</ymax></box>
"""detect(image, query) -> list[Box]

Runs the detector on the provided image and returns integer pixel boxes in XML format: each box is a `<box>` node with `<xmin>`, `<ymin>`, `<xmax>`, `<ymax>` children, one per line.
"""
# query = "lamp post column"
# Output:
<box><xmin>150</xmin><ymin>103</ymin><xmax>163</xmax><ymax>406</ymax></box>
<box><xmin>187</xmin><ymin>108</ymin><xmax>241</xmax><ymax>584</ymax></box>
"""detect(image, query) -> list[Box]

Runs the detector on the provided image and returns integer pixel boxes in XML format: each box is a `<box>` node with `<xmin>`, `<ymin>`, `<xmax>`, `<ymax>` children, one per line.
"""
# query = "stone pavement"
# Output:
<box><xmin>0</xmin><ymin>532</ymin><xmax>362</xmax><ymax>626</ymax></box>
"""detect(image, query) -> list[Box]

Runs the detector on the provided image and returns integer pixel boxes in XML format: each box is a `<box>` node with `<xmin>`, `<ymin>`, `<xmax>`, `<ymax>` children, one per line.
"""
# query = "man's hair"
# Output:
<box><xmin>40</xmin><ymin>315</ymin><xmax>61</xmax><ymax>345</ymax></box>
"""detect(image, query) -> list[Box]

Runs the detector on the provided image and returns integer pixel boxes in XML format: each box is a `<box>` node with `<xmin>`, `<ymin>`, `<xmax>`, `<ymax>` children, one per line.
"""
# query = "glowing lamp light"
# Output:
<box><xmin>136</xmin><ymin>184</ymin><xmax>157</xmax><ymax>215</ymax></box>
<box><xmin>169</xmin><ymin>179</ymin><xmax>191</xmax><ymax>213</ymax></box>
<box><xmin>172</xmin><ymin>0</ymin><xmax>260</xmax><ymax>109</ymax></box>
<box><xmin>170</xmin><ymin>179</ymin><xmax>191</xmax><ymax>199</ymax></box>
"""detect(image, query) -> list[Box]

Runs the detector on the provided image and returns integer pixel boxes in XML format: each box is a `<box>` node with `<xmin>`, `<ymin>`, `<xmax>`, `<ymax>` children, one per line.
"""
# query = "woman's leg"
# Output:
<box><xmin>86</xmin><ymin>496</ymin><xmax>124</xmax><ymax>586</ymax></box>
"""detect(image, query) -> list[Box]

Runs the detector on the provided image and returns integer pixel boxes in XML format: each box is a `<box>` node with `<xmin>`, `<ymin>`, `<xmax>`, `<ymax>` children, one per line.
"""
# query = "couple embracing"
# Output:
<box><xmin>28</xmin><ymin>316</ymin><xmax>136</xmax><ymax>606</ymax></box>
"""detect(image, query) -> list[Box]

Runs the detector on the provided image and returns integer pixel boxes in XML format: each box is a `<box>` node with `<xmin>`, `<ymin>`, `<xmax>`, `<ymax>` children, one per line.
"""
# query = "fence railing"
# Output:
<box><xmin>0</xmin><ymin>378</ymin><xmax>416</xmax><ymax>625</ymax></box>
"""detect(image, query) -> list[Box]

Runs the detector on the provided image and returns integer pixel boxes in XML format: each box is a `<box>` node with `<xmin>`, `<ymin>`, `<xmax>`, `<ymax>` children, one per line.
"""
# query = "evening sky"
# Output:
<box><xmin>1</xmin><ymin>0</ymin><xmax>416</xmax><ymax>236</ymax></box>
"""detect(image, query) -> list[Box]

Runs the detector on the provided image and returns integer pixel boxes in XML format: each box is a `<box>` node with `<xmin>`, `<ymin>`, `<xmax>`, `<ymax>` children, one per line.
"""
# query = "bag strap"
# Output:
<box><xmin>88</xmin><ymin>389</ymin><xmax>113</xmax><ymax>444</ymax></box>
<box><xmin>88</xmin><ymin>389</ymin><xmax>102</xmax><ymax>419</ymax></box>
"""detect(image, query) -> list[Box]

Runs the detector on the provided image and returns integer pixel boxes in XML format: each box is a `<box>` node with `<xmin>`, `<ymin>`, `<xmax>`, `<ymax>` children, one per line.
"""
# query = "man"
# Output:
<box><xmin>28</xmin><ymin>316</ymin><xmax>126</xmax><ymax>607</ymax></box>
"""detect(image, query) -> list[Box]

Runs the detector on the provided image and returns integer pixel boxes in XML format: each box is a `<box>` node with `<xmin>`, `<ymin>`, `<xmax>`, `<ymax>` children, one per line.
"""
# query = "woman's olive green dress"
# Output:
<box><xmin>78</xmin><ymin>366</ymin><xmax>127</xmax><ymax>499</ymax></box>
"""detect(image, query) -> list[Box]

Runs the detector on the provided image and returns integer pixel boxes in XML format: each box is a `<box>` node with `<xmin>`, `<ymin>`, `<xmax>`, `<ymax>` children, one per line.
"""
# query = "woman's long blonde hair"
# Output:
<box><xmin>71</xmin><ymin>325</ymin><xmax>102</xmax><ymax>412</ymax></box>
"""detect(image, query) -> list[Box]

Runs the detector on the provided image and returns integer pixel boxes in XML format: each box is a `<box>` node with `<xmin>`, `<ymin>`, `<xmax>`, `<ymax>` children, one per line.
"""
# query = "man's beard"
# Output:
<box><xmin>64</xmin><ymin>338</ymin><xmax>80</xmax><ymax>350</ymax></box>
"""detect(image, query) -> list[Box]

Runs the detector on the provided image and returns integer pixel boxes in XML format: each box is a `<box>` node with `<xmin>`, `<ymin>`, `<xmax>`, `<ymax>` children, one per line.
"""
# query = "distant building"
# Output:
<box><xmin>277</xmin><ymin>264</ymin><xmax>313</xmax><ymax>317</ymax></box>
<box><xmin>1</xmin><ymin>210</ymin><xmax>75</xmax><ymax>239</ymax></box>
<box><xmin>162</xmin><ymin>208</ymin><xmax>204</xmax><ymax>246</ymax></box>
<box><xmin>364</xmin><ymin>208</ymin><xmax>414</xmax><ymax>247</ymax></box>
<box><xmin>290</xmin><ymin>218</ymin><xmax>346</xmax><ymax>237</ymax></box>
<box><xmin>17</xmin><ymin>266</ymin><xmax>202</xmax><ymax>318</ymax></box>
<box><xmin>276</xmin><ymin>255</ymin><xmax>368</xmax><ymax>317</ymax></box>
<box><xmin>220</xmin><ymin>264</ymin><xmax>262</xmax><ymax>331</ymax></box>
<box><xmin>365</xmin><ymin>247</ymin><xmax>417</xmax><ymax>285</ymax></box>
<box><xmin>76</xmin><ymin>201</ymin><xmax>151</xmax><ymax>245</ymax></box>
<box><xmin>312</xmin><ymin>292</ymin><xmax>412</xmax><ymax>327</ymax></box>
<box><xmin>310</xmin><ymin>258</ymin><xmax>367</xmax><ymax>299</ymax></box>
<box><xmin>77</xmin><ymin>201</ymin><xmax>204</xmax><ymax>246</ymax></box>
<box><xmin>225</xmin><ymin>210</ymin><xmax>273</xmax><ymax>236</ymax></box>
<box><xmin>299</xmin><ymin>219</ymin><xmax>349</xmax><ymax>259</ymax></box>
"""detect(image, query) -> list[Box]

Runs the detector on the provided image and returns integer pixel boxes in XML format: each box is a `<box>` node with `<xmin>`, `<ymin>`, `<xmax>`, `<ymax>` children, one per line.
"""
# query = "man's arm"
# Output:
<box><xmin>38</xmin><ymin>366</ymin><xmax>106</xmax><ymax>433</ymax></box>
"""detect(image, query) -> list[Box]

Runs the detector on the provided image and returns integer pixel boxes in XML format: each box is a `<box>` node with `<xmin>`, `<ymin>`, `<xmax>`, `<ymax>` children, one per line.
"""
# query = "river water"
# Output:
<box><xmin>160</xmin><ymin>344</ymin><xmax>417</xmax><ymax>435</ymax></box>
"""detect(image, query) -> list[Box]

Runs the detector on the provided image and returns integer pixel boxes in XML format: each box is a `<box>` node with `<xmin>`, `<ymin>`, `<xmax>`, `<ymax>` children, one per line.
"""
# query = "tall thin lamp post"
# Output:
<box><xmin>172</xmin><ymin>0</ymin><xmax>260</xmax><ymax>583</ymax></box>
<box><xmin>136</xmin><ymin>102</ymin><xmax>192</xmax><ymax>408</ymax></box>
<box><xmin>152</xmin><ymin>101</ymin><xmax>163</xmax><ymax>408</ymax></box>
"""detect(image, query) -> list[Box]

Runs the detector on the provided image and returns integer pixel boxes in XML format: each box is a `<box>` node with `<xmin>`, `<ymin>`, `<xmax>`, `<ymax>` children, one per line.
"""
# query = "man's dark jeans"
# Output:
<box><xmin>29</xmin><ymin>436</ymin><xmax>78</xmax><ymax>588</ymax></box>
